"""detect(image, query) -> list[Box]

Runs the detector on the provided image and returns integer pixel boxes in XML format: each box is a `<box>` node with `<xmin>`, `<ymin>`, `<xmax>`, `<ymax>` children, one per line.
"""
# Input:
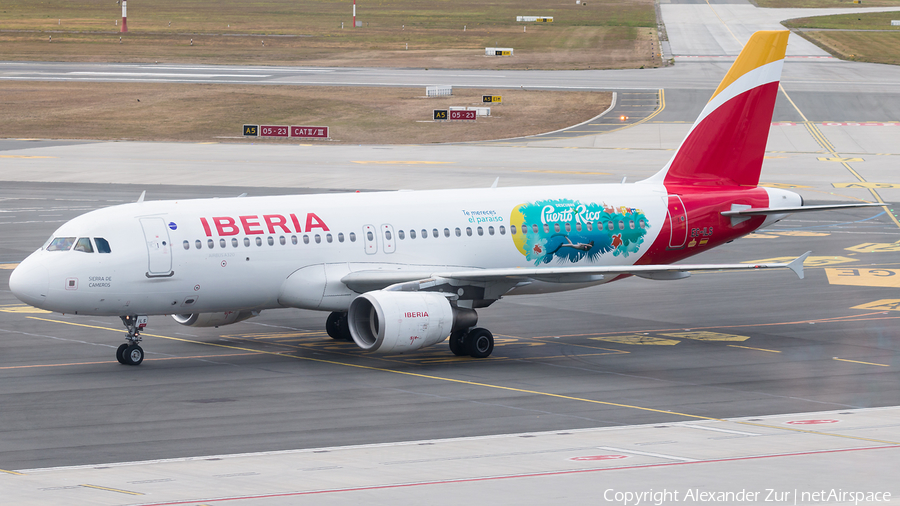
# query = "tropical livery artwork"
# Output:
<box><xmin>8</xmin><ymin>30</ymin><xmax>887</xmax><ymax>366</ymax></box>
<box><xmin>511</xmin><ymin>199</ymin><xmax>649</xmax><ymax>264</ymax></box>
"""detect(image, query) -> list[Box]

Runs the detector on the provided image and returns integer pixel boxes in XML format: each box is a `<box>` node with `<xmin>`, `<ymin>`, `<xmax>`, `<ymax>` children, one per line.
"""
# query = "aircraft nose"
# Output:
<box><xmin>9</xmin><ymin>257</ymin><xmax>49</xmax><ymax>308</ymax></box>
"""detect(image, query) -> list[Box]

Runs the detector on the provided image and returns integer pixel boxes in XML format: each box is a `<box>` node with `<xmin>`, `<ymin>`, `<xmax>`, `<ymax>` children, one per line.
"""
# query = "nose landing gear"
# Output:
<box><xmin>117</xmin><ymin>315</ymin><xmax>148</xmax><ymax>365</ymax></box>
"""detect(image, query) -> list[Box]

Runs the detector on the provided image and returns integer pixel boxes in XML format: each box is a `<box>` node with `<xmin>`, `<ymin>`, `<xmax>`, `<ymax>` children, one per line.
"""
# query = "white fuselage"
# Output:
<box><xmin>11</xmin><ymin>183</ymin><xmax>677</xmax><ymax>317</ymax></box>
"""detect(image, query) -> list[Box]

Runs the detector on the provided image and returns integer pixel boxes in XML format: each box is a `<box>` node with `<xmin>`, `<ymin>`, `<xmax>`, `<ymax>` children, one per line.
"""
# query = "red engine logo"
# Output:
<box><xmin>404</xmin><ymin>311</ymin><xmax>429</xmax><ymax>318</ymax></box>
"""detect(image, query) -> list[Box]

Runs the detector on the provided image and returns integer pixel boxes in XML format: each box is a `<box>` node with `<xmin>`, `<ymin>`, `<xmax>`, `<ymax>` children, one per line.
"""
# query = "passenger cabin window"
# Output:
<box><xmin>74</xmin><ymin>237</ymin><xmax>94</xmax><ymax>253</ymax></box>
<box><xmin>94</xmin><ymin>237</ymin><xmax>111</xmax><ymax>253</ymax></box>
<box><xmin>398</xmin><ymin>230</ymin><xmax>405</xmax><ymax>240</ymax></box>
<box><xmin>47</xmin><ymin>237</ymin><xmax>76</xmax><ymax>251</ymax></box>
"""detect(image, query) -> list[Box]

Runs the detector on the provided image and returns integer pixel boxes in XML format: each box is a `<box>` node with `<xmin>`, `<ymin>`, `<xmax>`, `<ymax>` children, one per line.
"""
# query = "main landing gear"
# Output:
<box><xmin>449</xmin><ymin>327</ymin><xmax>495</xmax><ymax>359</ymax></box>
<box><xmin>325</xmin><ymin>312</ymin><xmax>352</xmax><ymax>341</ymax></box>
<box><xmin>117</xmin><ymin>315</ymin><xmax>148</xmax><ymax>365</ymax></box>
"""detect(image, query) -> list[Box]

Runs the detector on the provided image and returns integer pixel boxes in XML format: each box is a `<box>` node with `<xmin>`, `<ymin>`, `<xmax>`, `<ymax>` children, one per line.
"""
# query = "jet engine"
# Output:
<box><xmin>347</xmin><ymin>291</ymin><xmax>477</xmax><ymax>354</ymax></box>
<box><xmin>171</xmin><ymin>310</ymin><xmax>258</xmax><ymax>328</ymax></box>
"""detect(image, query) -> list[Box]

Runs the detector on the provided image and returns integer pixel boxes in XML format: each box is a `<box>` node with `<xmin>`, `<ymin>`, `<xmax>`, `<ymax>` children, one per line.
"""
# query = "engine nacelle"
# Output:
<box><xmin>347</xmin><ymin>291</ymin><xmax>476</xmax><ymax>354</ymax></box>
<box><xmin>172</xmin><ymin>310</ymin><xmax>258</xmax><ymax>328</ymax></box>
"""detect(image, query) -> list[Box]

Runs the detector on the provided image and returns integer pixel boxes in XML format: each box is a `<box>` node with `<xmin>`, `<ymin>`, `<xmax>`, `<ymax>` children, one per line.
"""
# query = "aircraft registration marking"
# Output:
<box><xmin>744</xmin><ymin>256</ymin><xmax>856</xmax><ymax>267</ymax></box>
<box><xmin>828</xmin><ymin>268</ymin><xmax>900</xmax><ymax>288</ymax></box>
<box><xmin>660</xmin><ymin>331</ymin><xmax>749</xmax><ymax>342</ymax></box>
<box><xmin>832</xmin><ymin>182</ymin><xmax>900</xmax><ymax>189</ymax></box>
<box><xmin>852</xmin><ymin>299</ymin><xmax>900</xmax><ymax>311</ymax></box>
<box><xmin>846</xmin><ymin>243</ymin><xmax>900</xmax><ymax>253</ymax></box>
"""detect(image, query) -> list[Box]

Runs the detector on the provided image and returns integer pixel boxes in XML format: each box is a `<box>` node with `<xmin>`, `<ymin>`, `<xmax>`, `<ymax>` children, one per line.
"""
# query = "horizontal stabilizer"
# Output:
<box><xmin>722</xmin><ymin>203</ymin><xmax>886</xmax><ymax>216</ymax></box>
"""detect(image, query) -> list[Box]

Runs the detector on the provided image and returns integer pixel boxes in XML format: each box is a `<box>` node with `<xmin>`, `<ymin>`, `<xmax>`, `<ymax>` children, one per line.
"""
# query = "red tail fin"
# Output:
<box><xmin>648</xmin><ymin>31</ymin><xmax>789</xmax><ymax>187</ymax></box>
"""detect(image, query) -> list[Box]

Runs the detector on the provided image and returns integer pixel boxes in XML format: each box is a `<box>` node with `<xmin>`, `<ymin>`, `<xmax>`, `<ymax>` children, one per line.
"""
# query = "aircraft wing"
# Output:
<box><xmin>342</xmin><ymin>252</ymin><xmax>811</xmax><ymax>293</ymax></box>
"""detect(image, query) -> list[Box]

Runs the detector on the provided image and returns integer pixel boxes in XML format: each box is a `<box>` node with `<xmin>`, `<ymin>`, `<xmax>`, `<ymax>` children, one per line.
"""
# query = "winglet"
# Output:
<box><xmin>136</xmin><ymin>191</ymin><xmax>146</xmax><ymax>203</ymax></box>
<box><xmin>787</xmin><ymin>251</ymin><xmax>811</xmax><ymax>280</ymax></box>
<box><xmin>490</xmin><ymin>177</ymin><xmax>499</xmax><ymax>189</ymax></box>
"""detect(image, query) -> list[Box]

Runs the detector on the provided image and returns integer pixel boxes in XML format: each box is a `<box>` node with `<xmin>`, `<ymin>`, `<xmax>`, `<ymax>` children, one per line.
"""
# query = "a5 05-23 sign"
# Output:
<box><xmin>244</xmin><ymin>125</ymin><xmax>330</xmax><ymax>138</ymax></box>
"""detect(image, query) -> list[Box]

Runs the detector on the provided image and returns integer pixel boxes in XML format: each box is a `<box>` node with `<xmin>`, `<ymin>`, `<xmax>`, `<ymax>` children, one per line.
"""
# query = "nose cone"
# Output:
<box><xmin>9</xmin><ymin>257</ymin><xmax>49</xmax><ymax>308</ymax></box>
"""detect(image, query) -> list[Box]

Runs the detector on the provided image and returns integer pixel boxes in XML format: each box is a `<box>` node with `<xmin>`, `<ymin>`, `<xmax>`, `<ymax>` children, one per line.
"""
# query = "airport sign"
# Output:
<box><xmin>243</xmin><ymin>125</ymin><xmax>259</xmax><ymax>136</ymax></box>
<box><xmin>291</xmin><ymin>126</ymin><xmax>329</xmax><ymax>138</ymax></box>
<box><xmin>260</xmin><ymin>125</ymin><xmax>289</xmax><ymax>137</ymax></box>
<box><xmin>434</xmin><ymin>109</ymin><xmax>448</xmax><ymax>121</ymax></box>
<box><xmin>449</xmin><ymin>110</ymin><xmax>477</xmax><ymax>121</ymax></box>
<box><xmin>482</xmin><ymin>95</ymin><xmax>502</xmax><ymax>103</ymax></box>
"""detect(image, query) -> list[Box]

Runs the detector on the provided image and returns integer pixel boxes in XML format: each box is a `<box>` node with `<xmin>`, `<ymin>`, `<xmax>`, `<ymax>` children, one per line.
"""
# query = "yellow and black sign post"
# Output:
<box><xmin>482</xmin><ymin>95</ymin><xmax>502</xmax><ymax>103</ymax></box>
<box><xmin>433</xmin><ymin>110</ymin><xmax>448</xmax><ymax>121</ymax></box>
<box><xmin>243</xmin><ymin>124</ymin><xmax>259</xmax><ymax>136</ymax></box>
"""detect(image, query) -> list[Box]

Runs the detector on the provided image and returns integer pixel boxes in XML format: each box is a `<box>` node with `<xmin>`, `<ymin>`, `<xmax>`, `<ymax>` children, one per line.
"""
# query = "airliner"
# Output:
<box><xmin>8</xmin><ymin>31</ymin><xmax>883</xmax><ymax>365</ymax></box>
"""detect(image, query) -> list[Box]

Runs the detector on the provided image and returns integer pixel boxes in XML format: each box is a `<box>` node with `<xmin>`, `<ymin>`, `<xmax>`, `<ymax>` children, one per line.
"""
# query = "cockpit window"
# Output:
<box><xmin>94</xmin><ymin>238</ymin><xmax>111</xmax><ymax>253</ymax></box>
<box><xmin>47</xmin><ymin>237</ymin><xmax>76</xmax><ymax>251</ymax></box>
<box><xmin>74</xmin><ymin>238</ymin><xmax>94</xmax><ymax>253</ymax></box>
